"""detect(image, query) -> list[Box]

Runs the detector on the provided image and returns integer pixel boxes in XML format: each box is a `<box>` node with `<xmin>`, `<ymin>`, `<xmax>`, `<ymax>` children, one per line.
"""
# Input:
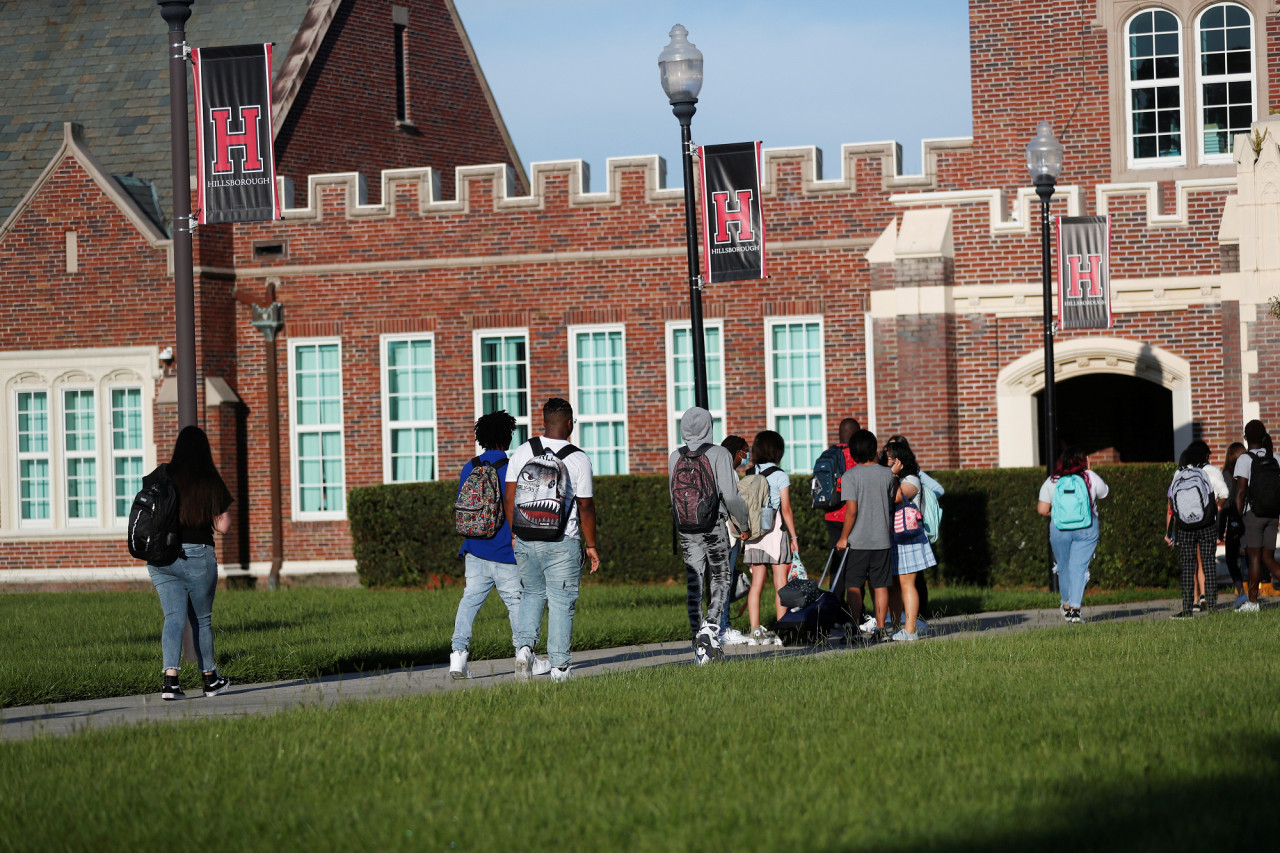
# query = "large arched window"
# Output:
<box><xmin>1126</xmin><ymin>8</ymin><xmax>1185</xmax><ymax>166</ymax></box>
<box><xmin>1196</xmin><ymin>2</ymin><xmax>1256</xmax><ymax>162</ymax></box>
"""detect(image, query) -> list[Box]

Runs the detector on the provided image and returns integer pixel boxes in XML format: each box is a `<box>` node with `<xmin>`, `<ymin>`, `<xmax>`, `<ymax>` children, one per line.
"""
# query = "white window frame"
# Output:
<box><xmin>14</xmin><ymin>389</ymin><xmax>53</xmax><ymax>530</ymax></box>
<box><xmin>472</xmin><ymin>328</ymin><xmax>531</xmax><ymax>447</ymax></box>
<box><xmin>764</xmin><ymin>315</ymin><xmax>826</xmax><ymax>475</ymax></box>
<box><xmin>288</xmin><ymin>337</ymin><xmax>347</xmax><ymax>521</ymax></box>
<box><xmin>60</xmin><ymin>386</ymin><xmax>98</xmax><ymax>528</ymax></box>
<box><xmin>379</xmin><ymin>333</ymin><xmax>439</xmax><ymax>483</ymax></box>
<box><xmin>1195</xmin><ymin>1</ymin><xmax>1256</xmax><ymax>165</ymax></box>
<box><xmin>1124</xmin><ymin>7</ymin><xmax>1187</xmax><ymax>169</ymax></box>
<box><xmin>0</xmin><ymin>347</ymin><xmax>158</xmax><ymax>538</ymax></box>
<box><xmin>664</xmin><ymin>319</ymin><xmax>727</xmax><ymax>452</ymax></box>
<box><xmin>107</xmin><ymin>385</ymin><xmax>146</xmax><ymax>522</ymax></box>
<box><xmin>567</xmin><ymin>323</ymin><xmax>629</xmax><ymax>475</ymax></box>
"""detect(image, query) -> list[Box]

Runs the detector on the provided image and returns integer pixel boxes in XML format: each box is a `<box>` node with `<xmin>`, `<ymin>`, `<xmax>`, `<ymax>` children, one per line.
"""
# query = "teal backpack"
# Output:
<box><xmin>1051</xmin><ymin>474</ymin><xmax>1093</xmax><ymax>530</ymax></box>
<box><xmin>917</xmin><ymin>480</ymin><xmax>942</xmax><ymax>544</ymax></box>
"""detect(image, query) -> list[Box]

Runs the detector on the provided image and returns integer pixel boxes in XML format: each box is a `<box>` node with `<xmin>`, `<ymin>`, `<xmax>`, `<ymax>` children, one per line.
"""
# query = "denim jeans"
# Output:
<box><xmin>147</xmin><ymin>544</ymin><xmax>219</xmax><ymax>672</ymax></box>
<box><xmin>1049</xmin><ymin>519</ymin><xmax>1100</xmax><ymax>608</ymax></box>
<box><xmin>451</xmin><ymin>554</ymin><xmax>523</xmax><ymax>652</ymax></box>
<box><xmin>513</xmin><ymin>536</ymin><xmax>583</xmax><ymax>670</ymax></box>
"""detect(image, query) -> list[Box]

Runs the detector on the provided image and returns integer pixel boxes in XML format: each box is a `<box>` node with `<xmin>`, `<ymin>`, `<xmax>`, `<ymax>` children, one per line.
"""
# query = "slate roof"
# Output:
<box><xmin>0</xmin><ymin>0</ymin><xmax>313</xmax><ymax>230</ymax></box>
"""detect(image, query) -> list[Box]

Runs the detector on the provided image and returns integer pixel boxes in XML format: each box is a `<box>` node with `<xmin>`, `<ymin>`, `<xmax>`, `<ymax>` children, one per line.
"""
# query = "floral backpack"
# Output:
<box><xmin>455</xmin><ymin>457</ymin><xmax>507</xmax><ymax>539</ymax></box>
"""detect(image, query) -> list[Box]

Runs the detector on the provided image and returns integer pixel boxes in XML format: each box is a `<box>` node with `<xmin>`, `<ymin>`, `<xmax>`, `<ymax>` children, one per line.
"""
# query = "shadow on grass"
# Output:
<box><xmin>873</xmin><ymin>736</ymin><xmax>1280</xmax><ymax>852</ymax></box>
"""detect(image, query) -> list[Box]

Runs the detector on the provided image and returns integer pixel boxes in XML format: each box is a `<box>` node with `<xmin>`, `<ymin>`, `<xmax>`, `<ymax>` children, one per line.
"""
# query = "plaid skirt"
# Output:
<box><xmin>894</xmin><ymin>540</ymin><xmax>937</xmax><ymax>575</ymax></box>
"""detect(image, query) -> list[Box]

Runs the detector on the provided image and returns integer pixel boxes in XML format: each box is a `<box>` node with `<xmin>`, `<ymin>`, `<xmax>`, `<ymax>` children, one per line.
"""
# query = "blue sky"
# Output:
<box><xmin>453</xmin><ymin>1</ymin><xmax>972</xmax><ymax>186</ymax></box>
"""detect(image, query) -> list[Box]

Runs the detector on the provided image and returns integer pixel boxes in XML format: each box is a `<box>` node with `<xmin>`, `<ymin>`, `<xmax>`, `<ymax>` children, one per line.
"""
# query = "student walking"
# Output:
<box><xmin>1165</xmin><ymin>441</ymin><xmax>1226</xmax><ymax>617</ymax></box>
<box><xmin>1037</xmin><ymin>447</ymin><xmax>1109</xmax><ymax>623</ymax></box>
<box><xmin>1231</xmin><ymin>419</ymin><xmax>1280</xmax><ymax>611</ymax></box>
<box><xmin>717</xmin><ymin>434</ymin><xmax>752</xmax><ymax>645</ymax></box>
<box><xmin>449</xmin><ymin>411</ymin><xmax>526</xmax><ymax>679</ymax></box>
<box><xmin>1220</xmin><ymin>441</ymin><xmax>1248</xmax><ymax>606</ymax></box>
<box><xmin>147</xmin><ymin>426</ymin><xmax>233</xmax><ymax>701</ymax></box>
<box><xmin>506</xmin><ymin>398</ymin><xmax>600</xmax><ymax>681</ymax></box>
<box><xmin>834</xmin><ymin>429</ymin><xmax>897</xmax><ymax>638</ymax></box>
<box><xmin>669</xmin><ymin>408</ymin><xmax>751</xmax><ymax>664</ymax></box>
<box><xmin>884</xmin><ymin>440</ymin><xmax>935</xmax><ymax>640</ymax></box>
<box><xmin>743</xmin><ymin>430</ymin><xmax>800</xmax><ymax>645</ymax></box>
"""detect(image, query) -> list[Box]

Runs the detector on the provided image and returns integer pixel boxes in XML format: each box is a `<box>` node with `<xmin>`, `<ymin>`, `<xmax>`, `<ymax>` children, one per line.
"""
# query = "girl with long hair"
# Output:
<box><xmin>883</xmin><ymin>441</ymin><xmax>935</xmax><ymax>640</ymax></box>
<box><xmin>743</xmin><ymin>430</ymin><xmax>798</xmax><ymax>646</ymax></box>
<box><xmin>1036</xmin><ymin>446</ymin><xmax>1110</xmax><ymax>623</ymax></box>
<box><xmin>148</xmin><ymin>425</ymin><xmax>233</xmax><ymax>700</ymax></box>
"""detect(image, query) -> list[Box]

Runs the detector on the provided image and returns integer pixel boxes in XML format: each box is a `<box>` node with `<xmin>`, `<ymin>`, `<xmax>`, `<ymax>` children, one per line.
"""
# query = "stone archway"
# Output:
<box><xmin>996</xmin><ymin>338</ymin><xmax>1193</xmax><ymax>467</ymax></box>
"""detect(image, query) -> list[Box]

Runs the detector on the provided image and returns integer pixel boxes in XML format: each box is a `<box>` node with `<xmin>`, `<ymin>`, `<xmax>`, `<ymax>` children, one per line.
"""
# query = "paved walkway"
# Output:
<box><xmin>0</xmin><ymin>596</ymin><xmax>1250</xmax><ymax>742</ymax></box>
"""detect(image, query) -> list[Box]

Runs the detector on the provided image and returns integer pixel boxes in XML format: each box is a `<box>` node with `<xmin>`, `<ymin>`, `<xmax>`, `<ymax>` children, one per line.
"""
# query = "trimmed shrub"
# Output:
<box><xmin>350</xmin><ymin>465</ymin><xmax>1180</xmax><ymax>589</ymax></box>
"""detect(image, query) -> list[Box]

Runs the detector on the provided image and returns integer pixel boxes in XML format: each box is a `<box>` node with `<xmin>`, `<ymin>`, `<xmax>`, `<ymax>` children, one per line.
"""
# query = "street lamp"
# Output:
<box><xmin>250</xmin><ymin>295</ymin><xmax>285</xmax><ymax>590</ymax></box>
<box><xmin>659</xmin><ymin>24</ymin><xmax>709</xmax><ymax>410</ymax></box>
<box><xmin>1027</xmin><ymin>120</ymin><xmax>1063</xmax><ymax>591</ymax></box>
<box><xmin>1027</xmin><ymin>121</ymin><xmax>1063</xmax><ymax>473</ymax></box>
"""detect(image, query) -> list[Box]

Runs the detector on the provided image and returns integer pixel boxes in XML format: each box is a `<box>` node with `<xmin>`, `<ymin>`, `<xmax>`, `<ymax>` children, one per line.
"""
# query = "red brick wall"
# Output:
<box><xmin>274</xmin><ymin>0</ymin><xmax>521</xmax><ymax>204</ymax></box>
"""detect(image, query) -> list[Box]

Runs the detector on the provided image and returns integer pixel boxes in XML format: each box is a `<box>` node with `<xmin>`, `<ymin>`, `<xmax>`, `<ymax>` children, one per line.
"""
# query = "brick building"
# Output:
<box><xmin>4</xmin><ymin>0</ymin><xmax>1280</xmax><ymax>581</ymax></box>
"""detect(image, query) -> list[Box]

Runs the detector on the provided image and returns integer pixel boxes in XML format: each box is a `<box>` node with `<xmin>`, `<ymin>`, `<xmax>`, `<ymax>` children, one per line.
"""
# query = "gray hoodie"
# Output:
<box><xmin>667</xmin><ymin>407</ymin><xmax>750</xmax><ymax>531</ymax></box>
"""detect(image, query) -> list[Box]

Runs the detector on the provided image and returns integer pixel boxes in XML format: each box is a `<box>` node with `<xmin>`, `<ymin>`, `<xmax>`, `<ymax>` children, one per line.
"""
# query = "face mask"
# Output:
<box><xmin>742</xmin><ymin>451</ymin><xmax>751</xmax><ymax>467</ymax></box>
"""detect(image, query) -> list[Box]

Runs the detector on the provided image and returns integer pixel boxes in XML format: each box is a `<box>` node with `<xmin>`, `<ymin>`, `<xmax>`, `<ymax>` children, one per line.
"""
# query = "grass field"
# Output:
<box><xmin>0</xmin><ymin>583</ymin><xmax>1181</xmax><ymax>708</ymax></box>
<box><xmin>1</xmin><ymin>611</ymin><xmax>1274</xmax><ymax>851</ymax></box>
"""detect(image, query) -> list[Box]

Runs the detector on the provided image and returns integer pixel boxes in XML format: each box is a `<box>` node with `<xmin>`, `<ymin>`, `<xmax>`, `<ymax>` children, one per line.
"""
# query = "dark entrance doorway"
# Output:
<box><xmin>1036</xmin><ymin>373</ymin><xmax>1174</xmax><ymax>463</ymax></box>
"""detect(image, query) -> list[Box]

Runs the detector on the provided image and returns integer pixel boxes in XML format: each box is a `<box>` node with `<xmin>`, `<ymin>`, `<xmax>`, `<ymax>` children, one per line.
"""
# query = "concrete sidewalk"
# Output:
<box><xmin>0</xmin><ymin>596</ymin><xmax>1247</xmax><ymax>742</ymax></box>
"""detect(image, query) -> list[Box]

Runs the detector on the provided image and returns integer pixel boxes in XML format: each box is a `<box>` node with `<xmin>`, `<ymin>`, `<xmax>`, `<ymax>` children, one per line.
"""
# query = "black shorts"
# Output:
<box><xmin>842</xmin><ymin>548</ymin><xmax>893</xmax><ymax>591</ymax></box>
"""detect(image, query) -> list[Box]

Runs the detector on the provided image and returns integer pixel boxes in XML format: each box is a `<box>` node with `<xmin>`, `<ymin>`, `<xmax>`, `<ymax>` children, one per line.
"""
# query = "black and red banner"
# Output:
<box><xmin>1056</xmin><ymin>215</ymin><xmax>1113</xmax><ymax>330</ymax></box>
<box><xmin>698</xmin><ymin>141</ymin><xmax>767</xmax><ymax>283</ymax></box>
<box><xmin>192</xmin><ymin>44</ymin><xmax>278</xmax><ymax>225</ymax></box>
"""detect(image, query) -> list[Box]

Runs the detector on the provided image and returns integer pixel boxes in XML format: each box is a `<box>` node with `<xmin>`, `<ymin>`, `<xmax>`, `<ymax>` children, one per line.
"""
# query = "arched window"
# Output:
<box><xmin>1196</xmin><ymin>2</ymin><xmax>1256</xmax><ymax>161</ymax></box>
<box><xmin>1126</xmin><ymin>8</ymin><xmax>1184</xmax><ymax>166</ymax></box>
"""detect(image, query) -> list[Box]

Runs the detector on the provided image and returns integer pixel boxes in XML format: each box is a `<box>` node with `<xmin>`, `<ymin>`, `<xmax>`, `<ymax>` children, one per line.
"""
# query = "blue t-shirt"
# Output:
<box><xmin>457</xmin><ymin>449</ymin><xmax>516</xmax><ymax>564</ymax></box>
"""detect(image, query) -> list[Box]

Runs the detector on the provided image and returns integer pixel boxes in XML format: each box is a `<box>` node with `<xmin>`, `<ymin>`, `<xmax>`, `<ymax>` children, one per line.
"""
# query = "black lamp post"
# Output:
<box><xmin>1027</xmin><ymin>120</ymin><xmax>1064</xmax><ymax>591</ymax></box>
<box><xmin>659</xmin><ymin>24</ymin><xmax>709</xmax><ymax>410</ymax></box>
<box><xmin>158</xmin><ymin>0</ymin><xmax>198</xmax><ymax>429</ymax></box>
<box><xmin>1026</xmin><ymin>121</ymin><xmax>1064</xmax><ymax>474</ymax></box>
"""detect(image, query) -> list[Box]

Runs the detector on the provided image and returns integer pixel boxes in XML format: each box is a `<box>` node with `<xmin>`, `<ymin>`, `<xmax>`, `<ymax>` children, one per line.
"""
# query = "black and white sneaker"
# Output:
<box><xmin>201</xmin><ymin>672</ymin><xmax>231</xmax><ymax>698</ymax></box>
<box><xmin>162</xmin><ymin>675</ymin><xmax>184</xmax><ymax>701</ymax></box>
<box><xmin>694</xmin><ymin>626</ymin><xmax>724</xmax><ymax>665</ymax></box>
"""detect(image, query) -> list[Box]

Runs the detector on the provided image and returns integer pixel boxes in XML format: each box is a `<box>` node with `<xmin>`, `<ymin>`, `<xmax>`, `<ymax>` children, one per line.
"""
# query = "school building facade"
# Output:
<box><xmin>3</xmin><ymin>0</ymin><xmax>1280</xmax><ymax>579</ymax></box>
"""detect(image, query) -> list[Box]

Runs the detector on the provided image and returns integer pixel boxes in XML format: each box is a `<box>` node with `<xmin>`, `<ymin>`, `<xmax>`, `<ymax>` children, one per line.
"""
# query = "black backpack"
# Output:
<box><xmin>1248</xmin><ymin>449</ymin><xmax>1280</xmax><ymax>519</ymax></box>
<box><xmin>810</xmin><ymin>444</ymin><xmax>847</xmax><ymax>510</ymax></box>
<box><xmin>671</xmin><ymin>444</ymin><xmax>719</xmax><ymax>533</ymax></box>
<box><xmin>127</xmin><ymin>464</ymin><xmax>182</xmax><ymax>566</ymax></box>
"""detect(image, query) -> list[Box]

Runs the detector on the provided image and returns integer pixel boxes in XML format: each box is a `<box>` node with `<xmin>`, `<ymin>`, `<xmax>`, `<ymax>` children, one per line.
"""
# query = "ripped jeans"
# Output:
<box><xmin>681</xmin><ymin>523</ymin><xmax>732</xmax><ymax>639</ymax></box>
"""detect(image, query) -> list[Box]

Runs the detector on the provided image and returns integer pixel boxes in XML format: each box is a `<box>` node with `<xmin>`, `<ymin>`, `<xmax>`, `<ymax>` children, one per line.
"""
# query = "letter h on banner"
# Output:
<box><xmin>208</xmin><ymin>106</ymin><xmax>264</xmax><ymax>173</ymax></box>
<box><xmin>712</xmin><ymin>190</ymin><xmax>756</xmax><ymax>243</ymax></box>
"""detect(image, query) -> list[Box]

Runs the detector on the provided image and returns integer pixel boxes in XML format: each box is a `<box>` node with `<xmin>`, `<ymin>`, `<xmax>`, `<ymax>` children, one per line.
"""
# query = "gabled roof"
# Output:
<box><xmin>0</xmin><ymin>0</ymin><xmax>313</xmax><ymax>226</ymax></box>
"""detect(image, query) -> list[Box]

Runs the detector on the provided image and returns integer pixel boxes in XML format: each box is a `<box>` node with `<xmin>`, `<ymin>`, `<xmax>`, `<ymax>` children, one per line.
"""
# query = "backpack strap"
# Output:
<box><xmin>530</xmin><ymin>436</ymin><xmax>545</xmax><ymax>456</ymax></box>
<box><xmin>554</xmin><ymin>443</ymin><xmax>582</xmax><ymax>461</ymax></box>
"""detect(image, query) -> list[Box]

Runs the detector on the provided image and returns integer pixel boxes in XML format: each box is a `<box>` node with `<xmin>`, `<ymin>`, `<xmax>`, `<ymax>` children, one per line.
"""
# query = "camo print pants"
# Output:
<box><xmin>680</xmin><ymin>523</ymin><xmax>731</xmax><ymax>639</ymax></box>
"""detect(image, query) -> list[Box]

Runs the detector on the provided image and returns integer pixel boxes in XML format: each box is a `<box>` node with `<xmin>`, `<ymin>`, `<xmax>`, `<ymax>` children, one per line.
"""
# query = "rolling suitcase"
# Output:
<box><xmin>774</xmin><ymin>548</ymin><xmax>848</xmax><ymax>645</ymax></box>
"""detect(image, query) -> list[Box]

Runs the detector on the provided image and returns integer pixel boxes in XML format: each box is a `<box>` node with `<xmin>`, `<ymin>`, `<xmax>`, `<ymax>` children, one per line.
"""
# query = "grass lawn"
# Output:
<box><xmin>0</xmin><ymin>583</ymin><xmax>1179</xmax><ymax>708</ymax></box>
<box><xmin>1</xmin><ymin>611</ymin><xmax>1274</xmax><ymax>851</ymax></box>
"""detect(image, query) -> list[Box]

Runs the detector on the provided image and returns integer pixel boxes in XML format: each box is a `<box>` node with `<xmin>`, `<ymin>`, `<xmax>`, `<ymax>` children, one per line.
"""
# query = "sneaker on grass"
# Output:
<box><xmin>550</xmin><ymin>666</ymin><xmax>573</xmax><ymax>683</ymax></box>
<box><xmin>1068</xmin><ymin>608</ymin><xmax>1085</xmax><ymax>624</ymax></box>
<box><xmin>858</xmin><ymin>614</ymin><xmax>878</xmax><ymax>635</ymax></box>
<box><xmin>515</xmin><ymin>645</ymin><xmax>552</xmax><ymax>679</ymax></box>
<box><xmin>694</xmin><ymin>626</ymin><xmax>724</xmax><ymax>665</ymax></box>
<box><xmin>747</xmin><ymin>626</ymin><xmax>782</xmax><ymax>646</ymax></box>
<box><xmin>891</xmin><ymin>628</ymin><xmax>919</xmax><ymax>642</ymax></box>
<box><xmin>720</xmin><ymin>627</ymin><xmax>750</xmax><ymax>646</ymax></box>
<box><xmin>449</xmin><ymin>649</ymin><xmax>471</xmax><ymax>680</ymax></box>
<box><xmin>1236</xmin><ymin>599</ymin><xmax>1260</xmax><ymax>613</ymax></box>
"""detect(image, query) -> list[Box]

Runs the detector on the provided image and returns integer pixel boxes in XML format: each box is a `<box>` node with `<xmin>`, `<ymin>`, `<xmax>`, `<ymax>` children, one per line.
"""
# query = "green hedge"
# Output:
<box><xmin>349</xmin><ymin>464</ymin><xmax>1180</xmax><ymax>589</ymax></box>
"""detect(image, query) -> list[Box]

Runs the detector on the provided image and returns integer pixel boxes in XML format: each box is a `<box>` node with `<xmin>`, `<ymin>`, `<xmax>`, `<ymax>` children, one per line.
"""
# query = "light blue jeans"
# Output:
<box><xmin>1049</xmin><ymin>519</ymin><xmax>1100</xmax><ymax>609</ymax></box>
<box><xmin>451</xmin><ymin>554</ymin><xmax>523</xmax><ymax>651</ymax></box>
<box><xmin>513</xmin><ymin>536</ymin><xmax>583</xmax><ymax>670</ymax></box>
<box><xmin>147</xmin><ymin>544</ymin><xmax>219</xmax><ymax>672</ymax></box>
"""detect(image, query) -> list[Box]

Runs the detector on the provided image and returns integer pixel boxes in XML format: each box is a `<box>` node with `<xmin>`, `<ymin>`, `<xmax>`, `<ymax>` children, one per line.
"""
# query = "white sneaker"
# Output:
<box><xmin>720</xmin><ymin>627</ymin><xmax>750</xmax><ymax>646</ymax></box>
<box><xmin>449</xmin><ymin>649</ymin><xmax>470</xmax><ymax>680</ymax></box>
<box><xmin>891</xmin><ymin>628</ymin><xmax>919</xmax><ymax>642</ymax></box>
<box><xmin>550</xmin><ymin>666</ymin><xmax>573</xmax><ymax>682</ymax></box>
<box><xmin>858</xmin><ymin>615</ymin><xmax>878</xmax><ymax>636</ymax></box>
<box><xmin>515</xmin><ymin>645</ymin><xmax>553</xmax><ymax>679</ymax></box>
<box><xmin>1235</xmin><ymin>599</ymin><xmax>1260</xmax><ymax>613</ymax></box>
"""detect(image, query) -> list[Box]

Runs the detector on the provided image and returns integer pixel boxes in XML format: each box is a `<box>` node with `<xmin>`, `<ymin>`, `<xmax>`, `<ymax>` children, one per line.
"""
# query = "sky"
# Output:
<box><xmin>452</xmin><ymin>1</ymin><xmax>972</xmax><ymax>187</ymax></box>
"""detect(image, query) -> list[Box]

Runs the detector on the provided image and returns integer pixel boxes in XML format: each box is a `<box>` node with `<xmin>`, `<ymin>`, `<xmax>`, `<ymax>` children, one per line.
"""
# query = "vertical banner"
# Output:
<box><xmin>697</xmin><ymin>141</ymin><xmax>767</xmax><ymax>283</ymax></box>
<box><xmin>1056</xmin><ymin>215</ymin><xmax>1112</xmax><ymax>330</ymax></box>
<box><xmin>192</xmin><ymin>44</ymin><xmax>278</xmax><ymax>224</ymax></box>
